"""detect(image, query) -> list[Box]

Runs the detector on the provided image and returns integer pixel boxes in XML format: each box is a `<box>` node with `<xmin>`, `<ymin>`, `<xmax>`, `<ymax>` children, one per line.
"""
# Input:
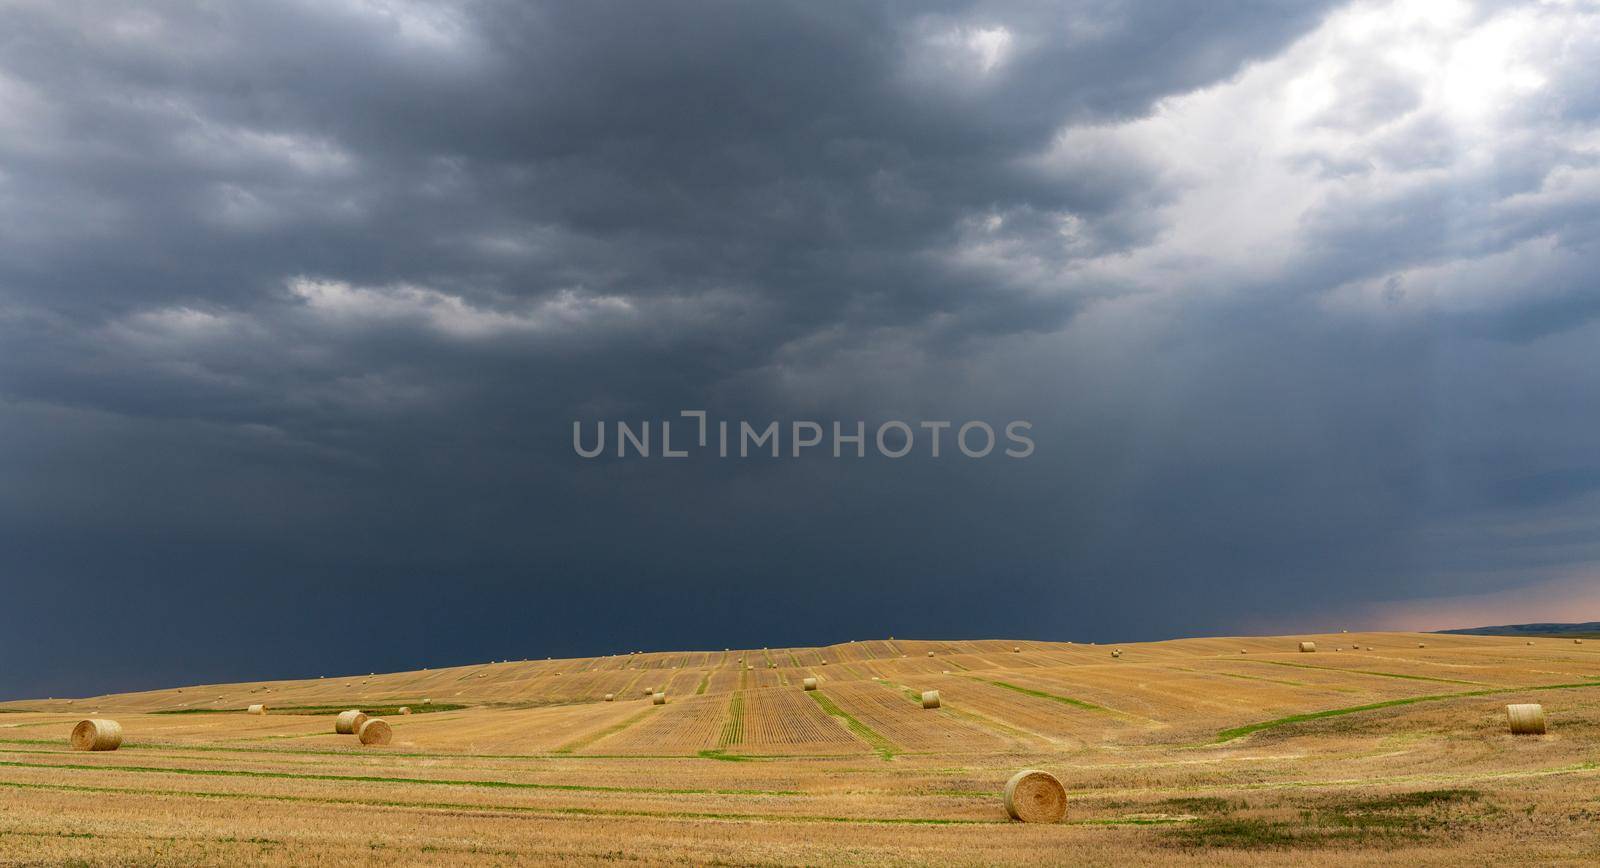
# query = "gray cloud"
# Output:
<box><xmin>2</xmin><ymin>0</ymin><xmax>1599</xmax><ymax>698</ymax></box>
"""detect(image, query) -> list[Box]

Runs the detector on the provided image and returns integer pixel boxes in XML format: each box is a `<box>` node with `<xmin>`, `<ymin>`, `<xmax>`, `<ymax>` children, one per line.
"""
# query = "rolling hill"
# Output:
<box><xmin>3</xmin><ymin>631</ymin><xmax>1599</xmax><ymax>864</ymax></box>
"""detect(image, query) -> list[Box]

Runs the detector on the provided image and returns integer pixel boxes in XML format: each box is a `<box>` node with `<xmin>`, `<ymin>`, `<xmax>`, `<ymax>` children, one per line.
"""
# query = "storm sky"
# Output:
<box><xmin>4</xmin><ymin>0</ymin><xmax>1600</xmax><ymax>699</ymax></box>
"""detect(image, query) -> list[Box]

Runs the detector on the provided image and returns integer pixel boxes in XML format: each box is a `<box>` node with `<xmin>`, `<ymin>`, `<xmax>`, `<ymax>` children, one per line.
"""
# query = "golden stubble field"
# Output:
<box><xmin>3</xmin><ymin>632</ymin><xmax>1600</xmax><ymax>865</ymax></box>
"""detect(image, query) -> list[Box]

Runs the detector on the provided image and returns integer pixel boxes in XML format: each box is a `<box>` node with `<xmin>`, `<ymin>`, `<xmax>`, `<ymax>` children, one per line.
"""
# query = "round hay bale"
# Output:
<box><xmin>1527</xmin><ymin>641</ymin><xmax>1535</xmax><ymax>646</ymax></box>
<box><xmin>399</xmin><ymin>707</ymin><xmax>412</xmax><ymax>715</ymax></box>
<box><xmin>1110</xmin><ymin>649</ymin><xmax>1121</xmax><ymax>658</ymax></box>
<box><xmin>1418</xmin><ymin>643</ymin><xmax>1426</xmax><ymax>648</ymax></box>
<box><xmin>1003</xmin><ymin>769</ymin><xmax>1067</xmax><ymax>823</ymax></box>
<box><xmin>652</xmin><ymin>692</ymin><xmax>667</xmax><ymax>705</ymax></box>
<box><xmin>1013</xmin><ymin>646</ymin><xmax>1021</xmax><ymax>653</ymax></box>
<box><xmin>1575</xmin><ymin>639</ymin><xmax>1584</xmax><ymax>645</ymax></box>
<box><xmin>921</xmin><ymin>690</ymin><xmax>941</xmax><ymax>709</ymax></box>
<box><xmin>246</xmin><ymin>704</ymin><xmax>266</xmax><ymax>715</ymax></box>
<box><xmin>1240</xmin><ymin>649</ymin><xmax>1247</xmax><ymax>654</ymax></box>
<box><xmin>335</xmin><ymin>710</ymin><xmax>369</xmax><ymax>735</ymax></box>
<box><xmin>604</xmin><ymin>693</ymin><xmax>615</xmax><ymax>702</ymax></box>
<box><xmin>1299</xmin><ymin>641</ymin><xmax>1317</xmax><ymax>653</ymax></box>
<box><xmin>70</xmin><ymin>719</ymin><xmax>122</xmax><ymax>752</ymax></box>
<box><xmin>927</xmin><ymin>651</ymin><xmax>935</xmax><ymax>657</ymax></box>
<box><xmin>422</xmin><ymin>698</ymin><xmax>431</xmax><ymax>705</ymax></box>
<box><xmin>357</xmin><ymin>718</ymin><xmax>393</xmax><ymax>746</ymax></box>
<box><xmin>1506</xmin><ymin>703</ymin><xmax>1547</xmax><ymax>735</ymax></box>
<box><xmin>821</xmin><ymin>661</ymin><xmax>828</xmax><ymax>666</ymax></box>
<box><xmin>803</xmin><ymin>677</ymin><xmax>818</xmax><ymax>691</ymax></box>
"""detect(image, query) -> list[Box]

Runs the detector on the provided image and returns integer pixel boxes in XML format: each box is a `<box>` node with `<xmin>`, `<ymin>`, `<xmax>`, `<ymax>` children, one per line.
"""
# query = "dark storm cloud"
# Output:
<box><xmin>2</xmin><ymin>0</ymin><xmax>1599</xmax><ymax>699</ymax></box>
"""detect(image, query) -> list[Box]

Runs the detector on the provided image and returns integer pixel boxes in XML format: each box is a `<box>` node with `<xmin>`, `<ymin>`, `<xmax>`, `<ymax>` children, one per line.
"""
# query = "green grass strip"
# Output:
<box><xmin>0</xmin><ymin>737</ymin><xmax>767</xmax><ymax>763</ymax></box>
<box><xmin>988</xmin><ymin>681</ymin><xmax>1107</xmax><ymax>712</ymax></box>
<box><xmin>552</xmin><ymin>707</ymin><xmax>654</xmax><ymax>754</ymax></box>
<box><xmin>0</xmin><ymin>759</ymin><xmax>794</xmax><ymax>796</ymax></box>
<box><xmin>695</xmin><ymin>673</ymin><xmax>710</xmax><ymax>696</ymax></box>
<box><xmin>719</xmin><ymin>693</ymin><xmax>745</xmax><ymax>748</ymax></box>
<box><xmin>1216</xmin><ymin>680</ymin><xmax>1600</xmax><ymax>742</ymax></box>
<box><xmin>1246</xmin><ymin>660</ymin><xmax>1489</xmax><ymax>686</ymax></box>
<box><xmin>808</xmin><ymin>692</ymin><xmax>897</xmax><ymax>760</ymax></box>
<box><xmin>152</xmin><ymin>703</ymin><xmax>466</xmax><ymax>716</ymax></box>
<box><xmin>0</xmin><ymin>779</ymin><xmax>995</xmax><ymax>826</ymax></box>
<box><xmin>1198</xmin><ymin>670</ymin><xmax>1316</xmax><ymax>688</ymax></box>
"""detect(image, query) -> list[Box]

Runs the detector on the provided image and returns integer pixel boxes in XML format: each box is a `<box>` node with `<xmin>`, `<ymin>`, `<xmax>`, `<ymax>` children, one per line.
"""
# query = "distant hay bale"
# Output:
<box><xmin>921</xmin><ymin>690</ymin><xmax>941</xmax><ymax>709</ymax></box>
<box><xmin>246</xmin><ymin>704</ymin><xmax>266</xmax><ymax>715</ymax></box>
<box><xmin>1418</xmin><ymin>643</ymin><xmax>1426</xmax><ymax>648</ymax></box>
<box><xmin>1527</xmin><ymin>641</ymin><xmax>1534</xmax><ymax>645</ymax></box>
<box><xmin>1576</xmin><ymin>639</ymin><xmax>1584</xmax><ymax>645</ymax></box>
<box><xmin>1110</xmin><ymin>649</ymin><xmax>1121</xmax><ymax>658</ymax></box>
<box><xmin>604</xmin><ymin>693</ymin><xmax>615</xmax><ymax>702</ymax></box>
<box><xmin>821</xmin><ymin>661</ymin><xmax>828</xmax><ymax>666</ymax></box>
<box><xmin>1240</xmin><ymin>650</ymin><xmax>1247</xmax><ymax>654</ymax></box>
<box><xmin>357</xmin><ymin>718</ymin><xmax>393</xmax><ymax>746</ymax></box>
<box><xmin>643</xmin><ymin>687</ymin><xmax>655</xmax><ymax>696</ymax></box>
<box><xmin>803</xmin><ymin>678</ymin><xmax>817</xmax><ymax>691</ymax></box>
<box><xmin>422</xmin><ymin>698</ymin><xmax>431</xmax><ymax>705</ymax></box>
<box><xmin>70</xmin><ymin>719</ymin><xmax>122</xmax><ymax>751</ymax></box>
<box><xmin>1299</xmin><ymin>642</ymin><xmax>1317</xmax><ymax>653</ymax></box>
<box><xmin>652</xmin><ymin>692</ymin><xmax>667</xmax><ymax>705</ymax></box>
<box><xmin>927</xmin><ymin>651</ymin><xmax>935</xmax><ymax>657</ymax></box>
<box><xmin>1013</xmin><ymin>646</ymin><xmax>1021</xmax><ymax>653</ymax></box>
<box><xmin>335</xmin><ymin>710</ymin><xmax>369</xmax><ymax>735</ymax></box>
<box><xmin>399</xmin><ymin>707</ymin><xmax>412</xmax><ymax>715</ymax></box>
<box><xmin>942</xmin><ymin>670</ymin><xmax>951</xmax><ymax>675</ymax></box>
<box><xmin>1003</xmin><ymin>769</ymin><xmax>1067</xmax><ymax>823</ymax></box>
<box><xmin>1506</xmin><ymin>703</ymin><xmax>1546</xmax><ymax>735</ymax></box>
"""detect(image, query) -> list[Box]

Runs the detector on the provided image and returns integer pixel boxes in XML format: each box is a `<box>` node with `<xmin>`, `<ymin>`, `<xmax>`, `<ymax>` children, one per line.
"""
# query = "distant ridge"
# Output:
<box><xmin>1439</xmin><ymin>622</ymin><xmax>1600</xmax><ymax>638</ymax></box>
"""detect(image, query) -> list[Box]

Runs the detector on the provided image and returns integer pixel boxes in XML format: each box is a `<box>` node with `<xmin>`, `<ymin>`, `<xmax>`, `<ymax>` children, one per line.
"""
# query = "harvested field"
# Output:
<box><xmin>4</xmin><ymin>632</ymin><xmax>1600</xmax><ymax>864</ymax></box>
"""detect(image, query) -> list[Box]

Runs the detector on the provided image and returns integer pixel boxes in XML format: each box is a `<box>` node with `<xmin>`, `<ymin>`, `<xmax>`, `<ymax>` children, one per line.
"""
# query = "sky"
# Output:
<box><xmin>3</xmin><ymin>0</ymin><xmax>1599</xmax><ymax>700</ymax></box>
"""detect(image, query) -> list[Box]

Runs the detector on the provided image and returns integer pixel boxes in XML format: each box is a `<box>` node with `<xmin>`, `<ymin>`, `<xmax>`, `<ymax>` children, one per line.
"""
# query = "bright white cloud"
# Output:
<box><xmin>993</xmin><ymin>0</ymin><xmax>1599</xmax><ymax>316</ymax></box>
<box><xmin>287</xmin><ymin>277</ymin><xmax>636</xmax><ymax>339</ymax></box>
